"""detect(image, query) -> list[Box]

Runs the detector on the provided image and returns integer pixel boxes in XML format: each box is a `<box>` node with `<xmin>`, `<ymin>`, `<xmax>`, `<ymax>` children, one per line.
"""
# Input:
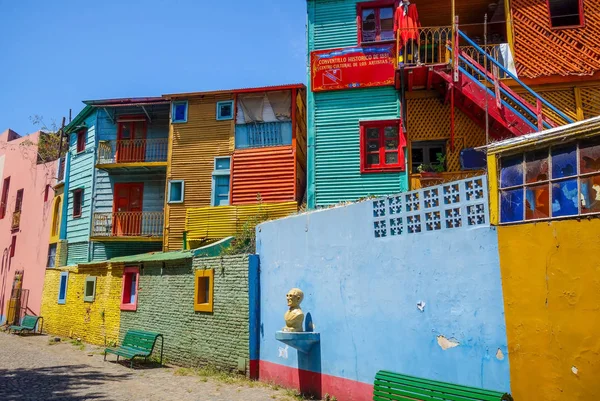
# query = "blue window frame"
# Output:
<box><xmin>168</xmin><ymin>180</ymin><xmax>185</xmax><ymax>204</ymax></box>
<box><xmin>212</xmin><ymin>157</ymin><xmax>231</xmax><ymax>206</ymax></box>
<box><xmin>58</xmin><ymin>271</ymin><xmax>68</xmax><ymax>304</ymax></box>
<box><xmin>499</xmin><ymin>138</ymin><xmax>600</xmax><ymax>223</ymax></box>
<box><xmin>216</xmin><ymin>101</ymin><xmax>234</xmax><ymax>121</ymax></box>
<box><xmin>172</xmin><ymin>101</ymin><xmax>188</xmax><ymax>123</ymax></box>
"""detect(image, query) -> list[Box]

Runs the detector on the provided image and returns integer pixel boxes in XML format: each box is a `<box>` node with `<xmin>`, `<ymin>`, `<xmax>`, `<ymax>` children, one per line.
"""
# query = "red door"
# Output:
<box><xmin>113</xmin><ymin>183</ymin><xmax>144</xmax><ymax>236</ymax></box>
<box><xmin>117</xmin><ymin>119</ymin><xmax>147</xmax><ymax>163</ymax></box>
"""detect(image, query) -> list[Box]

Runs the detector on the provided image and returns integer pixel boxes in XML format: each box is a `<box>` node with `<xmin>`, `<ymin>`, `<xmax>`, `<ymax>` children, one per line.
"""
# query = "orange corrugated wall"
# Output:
<box><xmin>231</xmin><ymin>146</ymin><xmax>296</xmax><ymax>205</ymax></box>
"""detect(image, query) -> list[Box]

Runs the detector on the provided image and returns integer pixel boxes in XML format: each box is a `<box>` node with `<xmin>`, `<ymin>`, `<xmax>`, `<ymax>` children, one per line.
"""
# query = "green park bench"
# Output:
<box><xmin>374</xmin><ymin>370</ymin><xmax>514</xmax><ymax>401</ymax></box>
<box><xmin>104</xmin><ymin>329</ymin><xmax>164</xmax><ymax>369</ymax></box>
<box><xmin>8</xmin><ymin>315</ymin><xmax>43</xmax><ymax>335</ymax></box>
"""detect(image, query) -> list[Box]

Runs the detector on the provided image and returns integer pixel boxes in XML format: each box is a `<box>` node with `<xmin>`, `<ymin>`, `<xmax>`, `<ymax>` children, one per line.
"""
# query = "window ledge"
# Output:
<box><xmin>120</xmin><ymin>303</ymin><xmax>137</xmax><ymax>311</ymax></box>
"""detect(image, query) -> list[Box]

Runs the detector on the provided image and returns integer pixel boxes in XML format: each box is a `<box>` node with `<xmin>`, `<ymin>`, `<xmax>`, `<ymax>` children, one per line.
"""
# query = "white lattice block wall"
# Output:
<box><xmin>372</xmin><ymin>176</ymin><xmax>489</xmax><ymax>238</ymax></box>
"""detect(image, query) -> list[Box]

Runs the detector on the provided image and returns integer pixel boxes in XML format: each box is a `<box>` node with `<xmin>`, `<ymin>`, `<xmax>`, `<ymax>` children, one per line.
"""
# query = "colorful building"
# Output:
<box><xmin>0</xmin><ymin>129</ymin><xmax>56</xmax><ymax>325</ymax></box>
<box><xmin>306</xmin><ymin>0</ymin><xmax>600</xmax><ymax>208</ymax></box>
<box><xmin>488</xmin><ymin>116</ymin><xmax>600</xmax><ymax>401</ymax></box>
<box><xmin>60</xmin><ymin>97</ymin><xmax>169</xmax><ymax>266</ymax></box>
<box><xmin>162</xmin><ymin>85</ymin><xmax>306</xmax><ymax>250</ymax></box>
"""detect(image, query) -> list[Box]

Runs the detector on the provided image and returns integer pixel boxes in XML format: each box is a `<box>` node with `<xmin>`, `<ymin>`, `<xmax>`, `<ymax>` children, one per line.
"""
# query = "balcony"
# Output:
<box><xmin>235</xmin><ymin>122</ymin><xmax>292</xmax><ymax>149</ymax></box>
<box><xmin>91</xmin><ymin>211</ymin><xmax>163</xmax><ymax>241</ymax></box>
<box><xmin>11</xmin><ymin>211</ymin><xmax>20</xmax><ymax>231</ymax></box>
<box><xmin>96</xmin><ymin>138</ymin><xmax>168</xmax><ymax>169</ymax></box>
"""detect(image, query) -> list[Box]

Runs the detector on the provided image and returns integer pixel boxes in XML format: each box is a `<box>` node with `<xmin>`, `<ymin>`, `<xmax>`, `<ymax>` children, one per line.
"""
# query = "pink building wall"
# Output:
<box><xmin>0</xmin><ymin>129</ymin><xmax>56</xmax><ymax>324</ymax></box>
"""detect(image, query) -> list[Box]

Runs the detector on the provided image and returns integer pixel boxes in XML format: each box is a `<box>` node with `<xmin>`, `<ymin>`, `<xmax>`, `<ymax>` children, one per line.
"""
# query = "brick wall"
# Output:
<box><xmin>119</xmin><ymin>255</ymin><xmax>251</xmax><ymax>371</ymax></box>
<box><xmin>40</xmin><ymin>265</ymin><xmax>123</xmax><ymax>346</ymax></box>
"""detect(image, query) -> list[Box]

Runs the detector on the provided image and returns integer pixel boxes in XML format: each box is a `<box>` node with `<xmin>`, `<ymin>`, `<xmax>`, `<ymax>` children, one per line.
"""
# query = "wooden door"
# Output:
<box><xmin>117</xmin><ymin>120</ymin><xmax>147</xmax><ymax>163</ymax></box>
<box><xmin>113</xmin><ymin>183</ymin><xmax>144</xmax><ymax>236</ymax></box>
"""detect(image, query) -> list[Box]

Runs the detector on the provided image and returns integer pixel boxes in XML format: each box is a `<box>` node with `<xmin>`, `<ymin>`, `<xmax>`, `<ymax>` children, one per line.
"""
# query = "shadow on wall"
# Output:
<box><xmin>0</xmin><ymin>364</ymin><xmax>130</xmax><ymax>400</ymax></box>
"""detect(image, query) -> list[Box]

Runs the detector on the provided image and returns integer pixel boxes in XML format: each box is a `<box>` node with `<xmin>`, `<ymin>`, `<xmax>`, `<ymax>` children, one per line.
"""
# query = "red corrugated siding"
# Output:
<box><xmin>231</xmin><ymin>146</ymin><xmax>296</xmax><ymax>205</ymax></box>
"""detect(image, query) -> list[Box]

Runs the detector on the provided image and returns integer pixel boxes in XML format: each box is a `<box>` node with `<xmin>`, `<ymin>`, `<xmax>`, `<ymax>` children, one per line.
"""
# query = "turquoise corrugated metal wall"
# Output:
<box><xmin>95</xmin><ymin>173</ymin><xmax>165</xmax><ymax>214</ymax></box>
<box><xmin>91</xmin><ymin>242</ymin><xmax>162</xmax><ymax>262</ymax></box>
<box><xmin>314</xmin><ymin>88</ymin><xmax>407</xmax><ymax>205</ymax></box>
<box><xmin>66</xmin><ymin>111</ymin><xmax>97</xmax><ymax>244</ymax></box>
<box><xmin>307</xmin><ymin>0</ymin><xmax>408</xmax><ymax>207</ymax></box>
<box><xmin>67</xmin><ymin>241</ymin><xmax>89</xmax><ymax>265</ymax></box>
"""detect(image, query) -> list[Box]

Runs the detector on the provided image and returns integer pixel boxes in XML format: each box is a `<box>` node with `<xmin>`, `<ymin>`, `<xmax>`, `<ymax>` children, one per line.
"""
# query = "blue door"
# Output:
<box><xmin>213</xmin><ymin>175</ymin><xmax>230</xmax><ymax>206</ymax></box>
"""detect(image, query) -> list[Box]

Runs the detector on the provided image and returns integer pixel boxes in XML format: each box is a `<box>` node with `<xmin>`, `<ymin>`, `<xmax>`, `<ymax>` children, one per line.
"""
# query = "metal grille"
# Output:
<box><xmin>372</xmin><ymin>175</ymin><xmax>489</xmax><ymax>239</ymax></box>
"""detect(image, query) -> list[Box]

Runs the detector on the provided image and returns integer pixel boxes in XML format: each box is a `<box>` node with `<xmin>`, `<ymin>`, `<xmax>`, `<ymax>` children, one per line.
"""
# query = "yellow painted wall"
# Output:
<box><xmin>40</xmin><ymin>265</ymin><xmax>123</xmax><ymax>346</ymax></box>
<box><xmin>498</xmin><ymin>220</ymin><xmax>600</xmax><ymax>400</ymax></box>
<box><xmin>165</xmin><ymin>94</ymin><xmax>234</xmax><ymax>251</ymax></box>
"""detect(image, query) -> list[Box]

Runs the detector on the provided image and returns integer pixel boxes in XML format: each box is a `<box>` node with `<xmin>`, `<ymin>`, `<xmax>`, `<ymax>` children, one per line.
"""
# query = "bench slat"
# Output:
<box><xmin>374</xmin><ymin>371</ymin><xmax>510</xmax><ymax>401</ymax></box>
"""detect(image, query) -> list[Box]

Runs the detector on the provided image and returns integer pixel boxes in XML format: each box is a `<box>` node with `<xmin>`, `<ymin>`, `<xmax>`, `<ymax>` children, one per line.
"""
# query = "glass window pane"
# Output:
<box><xmin>220</xmin><ymin>103</ymin><xmax>232</xmax><ymax>118</ymax></box>
<box><xmin>120</xmin><ymin>123</ymin><xmax>132</xmax><ymax>139</ymax></box>
<box><xmin>429</xmin><ymin>148</ymin><xmax>444</xmax><ymax>164</ymax></box>
<box><xmin>380</xmin><ymin>7</ymin><xmax>394</xmax><ymax>40</ymax></box>
<box><xmin>174</xmin><ymin>103</ymin><xmax>186</xmax><ymax>121</ymax></box>
<box><xmin>366</xmin><ymin>127</ymin><xmax>379</xmax><ymax>139</ymax></box>
<box><xmin>579</xmin><ymin>137</ymin><xmax>600</xmax><ymax>174</ymax></box>
<box><xmin>385</xmin><ymin>152</ymin><xmax>398</xmax><ymax>164</ymax></box>
<box><xmin>412</xmin><ymin>148</ymin><xmax>424</xmax><ymax>163</ymax></box>
<box><xmin>362</xmin><ymin>9</ymin><xmax>376</xmax><ymax>41</ymax></box>
<box><xmin>385</xmin><ymin>139</ymin><xmax>398</xmax><ymax>150</ymax></box>
<box><xmin>367</xmin><ymin>142</ymin><xmax>379</xmax><ymax>151</ymax></box>
<box><xmin>525</xmin><ymin>184</ymin><xmax>550</xmax><ymax>220</ymax></box>
<box><xmin>500</xmin><ymin>188</ymin><xmax>524</xmax><ymax>223</ymax></box>
<box><xmin>384</xmin><ymin>126</ymin><xmax>398</xmax><ymax>138</ymax></box>
<box><xmin>367</xmin><ymin>153</ymin><xmax>380</xmax><ymax>165</ymax></box>
<box><xmin>169</xmin><ymin>182</ymin><xmax>183</xmax><ymax>202</ymax></box>
<box><xmin>551</xmin><ymin>145</ymin><xmax>577</xmax><ymax>179</ymax></box>
<box><xmin>552</xmin><ymin>178</ymin><xmax>578</xmax><ymax>217</ymax></box>
<box><xmin>580</xmin><ymin>173</ymin><xmax>600</xmax><ymax>214</ymax></box>
<box><xmin>500</xmin><ymin>155</ymin><xmax>524</xmax><ymax>188</ymax></box>
<box><xmin>215</xmin><ymin>158</ymin><xmax>230</xmax><ymax>170</ymax></box>
<box><xmin>525</xmin><ymin>150</ymin><xmax>549</xmax><ymax>183</ymax></box>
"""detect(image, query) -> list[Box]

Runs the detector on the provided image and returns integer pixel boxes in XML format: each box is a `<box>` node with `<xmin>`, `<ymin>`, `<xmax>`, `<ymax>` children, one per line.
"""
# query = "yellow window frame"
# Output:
<box><xmin>194</xmin><ymin>269</ymin><xmax>214</xmax><ymax>312</ymax></box>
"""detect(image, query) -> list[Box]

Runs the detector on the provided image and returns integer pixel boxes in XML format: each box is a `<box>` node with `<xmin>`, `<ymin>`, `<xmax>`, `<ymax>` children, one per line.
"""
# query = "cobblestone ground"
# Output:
<box><xmin>0</xmin><ymin>332</ymin><xmax>301</xmax><ymax>401</ymax></box>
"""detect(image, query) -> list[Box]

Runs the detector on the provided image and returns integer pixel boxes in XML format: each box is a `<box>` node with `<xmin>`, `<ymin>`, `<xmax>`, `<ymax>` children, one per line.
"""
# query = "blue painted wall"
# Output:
<box><xmin>256</xmin><ymin>200</ymin><xmax>511</xmax><ymax>393</ymax></box>
<box><xmin>66</xmin><ymin>110</ymin><xmax>98</xmax><ymax>264</ymax></box>
<box><xmin>307</xmin><ymin>0</ymin><xmax>408</xmax><ymax>208</ymax></box>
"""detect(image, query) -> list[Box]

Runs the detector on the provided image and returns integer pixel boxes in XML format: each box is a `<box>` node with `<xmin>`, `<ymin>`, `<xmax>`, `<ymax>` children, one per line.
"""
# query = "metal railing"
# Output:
<box><xmin>459</xmin><ymin>44</ymin><xmax>510</xmax><ymax>79</ymax></box>
<box><xmin>236</xmin><ymin>122</ymin><xmax>289</xmax><ymax>149</ymax></box>
<box><xmin>396</xmin><ymin>26</ymin><xmax>452</xmax><ymax>66</ymax></box>
<box><xmin>97</xmin><ymin>138</ymin><xmax>168</xmax><ymax>165</ymax></box>
<box><xmin>92</xmin><ymin>211</ymin><xmax>164</xmax><ymax>238</ymax></box>
<box><xmin>11</xmin><ymin>211</ymin><xmax>20</xmax><ymax>231</ymax></box>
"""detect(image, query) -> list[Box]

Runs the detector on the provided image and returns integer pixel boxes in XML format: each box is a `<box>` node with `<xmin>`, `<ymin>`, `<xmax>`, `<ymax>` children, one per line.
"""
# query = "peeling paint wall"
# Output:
<box><xmin>256</xmin><ymin>200</ymin><xmax>510</xmax><ymax>400</ymax></box>
<box><xmin>498</xmin><ymin>220</ymin><xmax>600</xmax><ymax>400</ymax></box>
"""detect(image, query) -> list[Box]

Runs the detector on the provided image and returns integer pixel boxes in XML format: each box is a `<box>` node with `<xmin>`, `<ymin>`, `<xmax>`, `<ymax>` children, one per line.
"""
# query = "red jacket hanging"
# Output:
<box><xmin>394</xmin><ymin>3</ymin><xmax>421</xmax><ymax>46</ymax></box>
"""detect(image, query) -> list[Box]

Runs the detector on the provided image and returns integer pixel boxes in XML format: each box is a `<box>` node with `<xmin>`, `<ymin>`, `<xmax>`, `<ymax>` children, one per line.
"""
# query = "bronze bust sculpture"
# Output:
<box><xmin>283</xmin><ymin>288</ymin><xmax>304</xmax><ymax>332</ymax></box>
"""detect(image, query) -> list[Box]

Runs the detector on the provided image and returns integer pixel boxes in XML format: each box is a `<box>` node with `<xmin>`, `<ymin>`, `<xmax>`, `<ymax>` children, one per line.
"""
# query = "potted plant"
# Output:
<box><xmin>417</xmin><ymin>153</ymin><xmax>446</xmax><ymax>185</ymax></box>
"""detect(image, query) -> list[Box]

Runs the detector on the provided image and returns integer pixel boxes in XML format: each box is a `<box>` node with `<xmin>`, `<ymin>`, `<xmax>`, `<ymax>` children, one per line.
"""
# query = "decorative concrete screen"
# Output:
<box><xmin>372</xmin><ymin>175</ymin><xmax>489</xmax><ymax>238</ymax></box>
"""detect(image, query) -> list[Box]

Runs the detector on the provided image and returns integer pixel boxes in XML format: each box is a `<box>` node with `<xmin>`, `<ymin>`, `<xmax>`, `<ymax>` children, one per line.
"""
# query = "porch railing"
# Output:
<box><xmin>235</xmin><ymin>122</ymin><xmax>292</xmax><ymax>149</ymax></box>
<box><xmin>396</xmin><ymin>26</ymin><xmax>452</xmax><ymax>66</ymax></box>
<box><xmin>92</xmin><ymin>211</ymin><xmax>164</xmax><ymax>238</ymax></box>
<box><xmin>97</xmin><ymin>138</ymin><xmax>168</xmax><ymax>165</ymax></box>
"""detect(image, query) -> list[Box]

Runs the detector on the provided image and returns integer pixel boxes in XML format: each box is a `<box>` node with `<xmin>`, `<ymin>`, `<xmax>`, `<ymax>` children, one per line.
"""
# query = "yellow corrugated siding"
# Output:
<box><xmin>186</xmin><ymin>202</ymin><xmax>298</xmax><ymax>240</ymax></box>
<box><xmin>165</xmin><ymin>95</ymin><xmax>234</xmax><ymax>251</ymax></box>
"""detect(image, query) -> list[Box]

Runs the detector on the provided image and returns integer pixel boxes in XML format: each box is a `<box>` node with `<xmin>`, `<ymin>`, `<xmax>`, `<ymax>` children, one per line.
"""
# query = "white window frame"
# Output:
<box><xmin>216</xmin><ymin>101</ymin><xmax>234</xmax><ymax>121</ymax></box>
<box><xmin>167</xmin><ymin>180</ymin><xmax>185</xmax><ymax>204</ymax></box>
<box><xmin>211</xmin><ymin>157</ymin><xmax>231</xmax><ymax>206</ymax></box>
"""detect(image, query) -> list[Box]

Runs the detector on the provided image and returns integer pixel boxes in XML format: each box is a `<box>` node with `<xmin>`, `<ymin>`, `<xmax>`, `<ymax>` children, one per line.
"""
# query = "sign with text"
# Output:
<box><xmin>311</xmin><ymin>44</ymin><xmax>395</xmax><ymax>92</ymax></box>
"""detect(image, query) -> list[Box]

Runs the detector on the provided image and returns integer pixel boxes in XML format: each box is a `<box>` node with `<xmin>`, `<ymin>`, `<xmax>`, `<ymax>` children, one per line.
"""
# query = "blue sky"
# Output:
<box><xmin>0</xmin><ymin>0</ymin><xmax>307</xmax><ymax>134</ymax></box>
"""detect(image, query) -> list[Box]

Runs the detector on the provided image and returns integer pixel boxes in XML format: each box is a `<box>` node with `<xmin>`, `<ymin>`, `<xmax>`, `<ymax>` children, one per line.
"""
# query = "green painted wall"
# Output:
<box><xmin>119</xmin><ymin>255</ymin><xmax>251</xmax><ymax>371</ymax></box>
<box><xmin>307</xmin><ymin>0</ymin><xmax>408</xmax><ymax>207</ymax></box>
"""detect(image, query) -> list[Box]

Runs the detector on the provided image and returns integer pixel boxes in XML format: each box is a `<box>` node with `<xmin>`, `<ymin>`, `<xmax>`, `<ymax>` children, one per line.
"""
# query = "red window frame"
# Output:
<box><xmin>360</xmin><ymin>119</ymin><xmax>406</xmax><ymax>173</ymax></box>
<box><xmin>76</xmin><ymin>129</ymin><xmax>86</xmax><ymax>153</ymax></box>
<box><xmin>357</xmin><ymin>0</ymin><xmax>398</xmax><ymax>45</ymax></box>
<box><xmin>0</xmin><ymin>177</ymin><xmax>10</xmax><ymax>219</ymax></box>
<box><xmin>546</xmin><ymin>0</ymin><xmax>585</xmax><ymax>29</ymax></box>
<box><xmin>72</xmin><ymin>189</ymin><xmax>83</xmax><ymax>218</ymax></box>
<box><xmin>10</xmin><ymin>235</ymin><xmax>16</xmax><ymax>258</ymax></box>
<box><xmin>14</xmin><ymin>189</ymin><xmax>23</xmax><ymax>213</ymax></box>
<box><xmin>120</xmin><ymin>266</ymin><xmax>140</xmax><ymax>311</ymax></box>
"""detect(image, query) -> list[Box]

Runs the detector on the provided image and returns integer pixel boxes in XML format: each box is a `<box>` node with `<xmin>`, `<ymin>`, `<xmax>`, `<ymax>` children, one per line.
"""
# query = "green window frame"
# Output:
<box><xmin>84</xmin><ymin>276</ymin><xmax>97</xmax><ymax>302</ymax></box>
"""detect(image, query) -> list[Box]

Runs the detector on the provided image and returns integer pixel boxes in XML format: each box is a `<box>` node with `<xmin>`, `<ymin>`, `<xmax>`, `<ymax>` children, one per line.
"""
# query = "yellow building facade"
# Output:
<box><xmin>40</xmin><ymin>264</ymin><xmax>123</xmax><ymax>346</ymax></box>
<box><xmin>488</xmin><ymin>117</ymin><xmax>600</xmax><ymax>400</ymax></box>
